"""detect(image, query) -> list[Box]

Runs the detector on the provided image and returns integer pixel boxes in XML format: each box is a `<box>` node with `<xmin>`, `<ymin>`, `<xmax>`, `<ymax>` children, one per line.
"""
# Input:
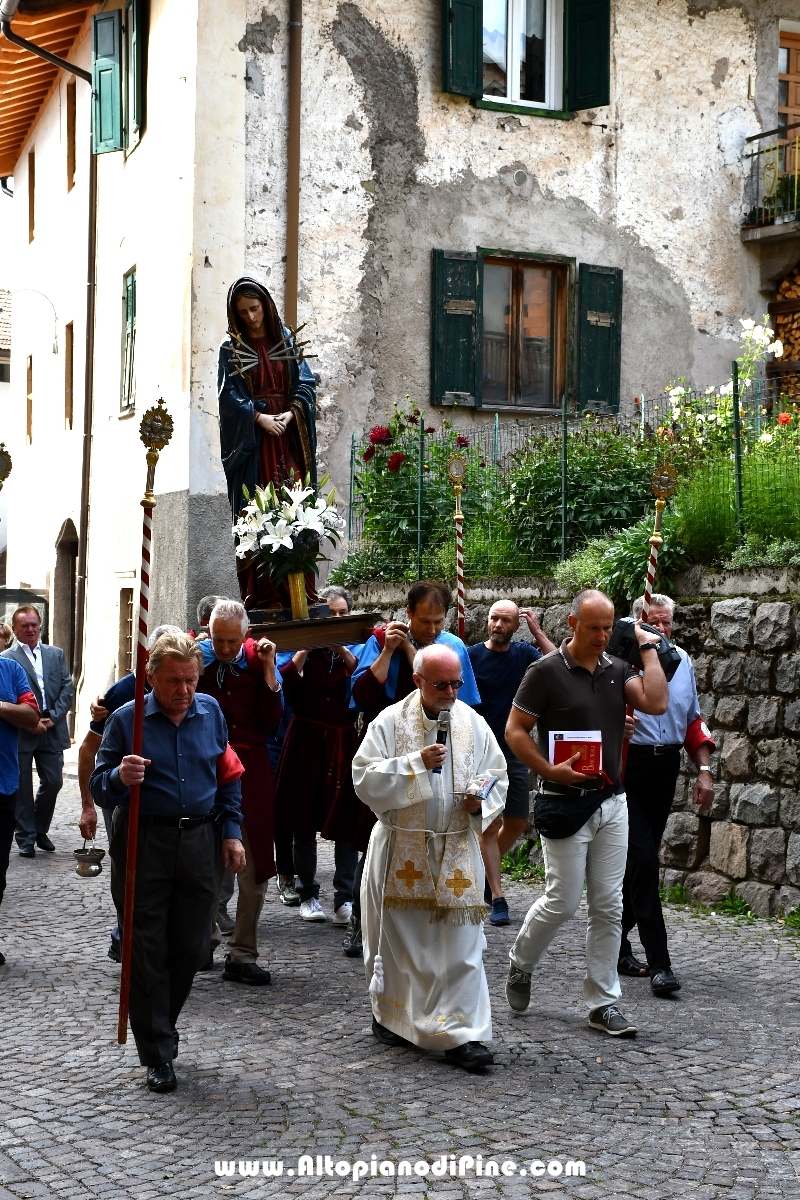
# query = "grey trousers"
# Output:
<box><xmin>110</xmin><ymin>810</ymin><xmax>218</xmax><ymax>1067</ymax></box>
<box><xmin>15</xmin><ymin>746</ymin><xmax>64</xmax><ymax>847</ymax></box>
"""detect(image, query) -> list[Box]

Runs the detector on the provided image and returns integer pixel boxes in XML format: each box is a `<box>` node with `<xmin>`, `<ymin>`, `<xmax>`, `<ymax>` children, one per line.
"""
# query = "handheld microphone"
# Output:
<box><xmin>432</xmin><ymin>709</ymin><xmax>451</xmax><ymax>775</ymax></box>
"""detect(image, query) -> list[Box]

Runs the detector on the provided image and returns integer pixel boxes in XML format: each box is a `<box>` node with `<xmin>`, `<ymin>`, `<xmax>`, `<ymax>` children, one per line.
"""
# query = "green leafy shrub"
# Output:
<box><xmin>502</xmin><ymin>419</ymin><xmax>662</xmax><ymax>563</ymax></box>
<box><xmin>329</xmin><ymin>542</ymin><xmax>399</xmax><ymax>587</ymax></box>
<box><xmin>724</xmin><ymin>534</ymin><xmax>800</xmax><ymax>569</ymax></box>
<box><xmin>596</xmin><ymin>511</ymin><xmax>690</xmax><ymax>603</ymax></box>
<box><xmin>672</xmin><ymin>460</ymin><xmax>738</xmax><ymax>563</ymax></box>
<box><xmin>501</xmin><ymin>841</ymin><xmax>545</xmax><ymax>883</ymax></box>
<box><xmin>553</xmin><ymin>538</ymin><xmax>611</xmax><ymax>592</ymax></box>
<box><xmin>718</xmin><ymin>889</ymin><xmax>751</xmax><ymax>917</ymax></box>
<box><xmin>659</xmin><ymin>881</ymin><xmax>691</xmax><ymax>906</ymax></box>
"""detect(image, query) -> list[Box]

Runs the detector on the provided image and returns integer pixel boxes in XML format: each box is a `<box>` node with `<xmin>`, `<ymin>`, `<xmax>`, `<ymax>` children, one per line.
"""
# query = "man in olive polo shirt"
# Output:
<box><xmin>503</xmin><ymin>590</ymin><xmax>668</xmax><ymax>1037</ymax></box>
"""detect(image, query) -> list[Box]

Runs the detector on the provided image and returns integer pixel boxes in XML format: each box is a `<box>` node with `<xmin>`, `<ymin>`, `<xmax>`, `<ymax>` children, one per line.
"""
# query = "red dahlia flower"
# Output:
<box><xmin>362</xmin><ymin>445</ymin><xmax>376</xmax><ymax>462</ymax></box>
<box><xmin>369</xmin><ymin>425</ymin><xmax>393</xmax><ymax>446</ymax></box>
<box><xmin>778</xmin><ymin>412</ymin><xmax>792</xmax><ymax>426</ymax></box>
<box><xmin>387</xmin><ymin>452</ymin><xmax>407</xmax><ymax>473</ymax></box>
<box><xmin>456</xmin><ymin>435</ymin><xmax>469</xmax><ymax>448</ymax></box>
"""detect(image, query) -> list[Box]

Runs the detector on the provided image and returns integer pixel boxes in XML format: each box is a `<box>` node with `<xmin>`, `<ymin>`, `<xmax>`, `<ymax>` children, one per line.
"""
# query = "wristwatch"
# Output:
<box><xmin>639</xmin><ymin>642</ymin><xmax>658</xmax><ymax>652</ymax></box>
<box><xmin>698</xmin><ymin>765</ymin><xmax>712</xmax><ymax>773</ymax></box>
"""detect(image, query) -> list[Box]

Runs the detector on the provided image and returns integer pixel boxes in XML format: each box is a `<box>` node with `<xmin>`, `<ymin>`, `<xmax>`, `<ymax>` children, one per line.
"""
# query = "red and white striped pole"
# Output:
<box><xmin>455</xmin><ymin>508</ymin><xmax>465</xmax><ymax>640</ymax></box>
<box><xmin>446</xmin><ymin>455</ymin><xmax>468</xmax><ymax>640</ymax></box>
<box><xmin>117</xmin><ymin>401</ymin><xmax>173</xmax><ymax>1045</ymax></box>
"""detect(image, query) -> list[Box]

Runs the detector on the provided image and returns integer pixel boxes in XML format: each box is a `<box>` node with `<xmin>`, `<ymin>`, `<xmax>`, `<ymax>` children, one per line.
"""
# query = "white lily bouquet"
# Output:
<box><xmin>232</xmin><ymin>476</ymin><xmax>345</xmax><ymax>596</ymax></box>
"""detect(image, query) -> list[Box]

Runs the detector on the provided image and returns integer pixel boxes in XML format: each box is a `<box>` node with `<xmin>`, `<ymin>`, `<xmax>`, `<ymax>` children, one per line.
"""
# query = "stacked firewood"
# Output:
<box><xmin>774</xmin><ymin>265</ymin><xmax>800</xmax><ymax>361</ymax></box>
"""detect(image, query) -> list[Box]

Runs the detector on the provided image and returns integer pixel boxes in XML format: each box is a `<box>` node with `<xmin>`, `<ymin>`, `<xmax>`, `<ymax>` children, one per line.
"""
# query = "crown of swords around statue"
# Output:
<box><xmin>227</xmin><ymin>324</ymin><xmax>318</xmax><ymax>380</ymax></box>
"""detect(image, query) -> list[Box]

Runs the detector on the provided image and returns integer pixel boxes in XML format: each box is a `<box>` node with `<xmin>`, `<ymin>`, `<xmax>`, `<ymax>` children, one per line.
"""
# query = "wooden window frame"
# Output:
<box><xmin>65</xmin><ymin>322</ymin><xmax>74</xmax><ymax>429</ymax></box>
<box><xmin>120</xmin><ymin>267</ymin><xmax>136</xmax><ymax>413</ymax></box>
<box><xmin>479</xmin><ymin>249</ymin><xmax>572</xmax><ymax>413</ymax></box>
<box><xmin>118</xmin><ymin>587</ymin><xmax>134</xmax><ymax>678</ymax></box>
<box><xmin>26</xmin><ymin>355</ymin><xmax>33</xmax><ymax>443</ymax></box>
<box><xmin>66</xmin><ymin>79</ymin><xmax>76</xmax><ymax>191</ymax></box>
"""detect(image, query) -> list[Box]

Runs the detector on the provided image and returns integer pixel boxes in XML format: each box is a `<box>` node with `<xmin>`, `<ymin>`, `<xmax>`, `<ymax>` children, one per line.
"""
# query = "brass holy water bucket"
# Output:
<box><xmin>73</xmin><ymin>839</ymin><xmax>106</xmax><ymax>878</ymax></box>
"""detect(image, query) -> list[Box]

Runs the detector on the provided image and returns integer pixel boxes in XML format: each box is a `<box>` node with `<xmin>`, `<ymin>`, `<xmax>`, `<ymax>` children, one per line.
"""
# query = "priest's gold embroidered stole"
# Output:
<box><xmin>384</xmin><ymin>692</ymin><xmax>486</xmax><ymax>924</ymax></box>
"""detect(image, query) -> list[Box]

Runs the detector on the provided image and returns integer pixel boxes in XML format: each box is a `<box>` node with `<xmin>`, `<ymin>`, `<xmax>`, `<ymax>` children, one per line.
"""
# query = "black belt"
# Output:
<box><xmin>629</xmin><ymin>744</ymin><xmax>681</xmax><ymax>756</ymax></box>
<box><xmin>540</xmin><ymin>781</ymin><xmax>621</xmax><ymax>800</ymax></box>
<box><xmin>138</xmin><ymin>812</ymin><xmax>216</xmax><ymax>829</ymax></box>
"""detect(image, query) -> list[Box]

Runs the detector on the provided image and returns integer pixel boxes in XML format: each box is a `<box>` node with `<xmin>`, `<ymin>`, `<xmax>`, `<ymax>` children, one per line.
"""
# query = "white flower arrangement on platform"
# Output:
<box><xmin>233</xmin><ymin>476</ymin><xmax>345</xmax><ymax>587</ymax></box>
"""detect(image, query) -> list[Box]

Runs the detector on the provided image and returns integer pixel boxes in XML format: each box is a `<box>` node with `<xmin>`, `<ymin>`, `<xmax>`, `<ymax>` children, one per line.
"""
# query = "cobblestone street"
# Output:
<box><xmin>1</xmin><ymin>781</ymin><xmax>800</xmax><ymax>1199</ymax></box>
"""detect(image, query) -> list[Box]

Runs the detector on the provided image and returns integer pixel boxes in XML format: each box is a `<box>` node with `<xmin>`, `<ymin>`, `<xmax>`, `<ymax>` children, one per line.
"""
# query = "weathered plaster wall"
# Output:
<box><xmin>242</xmin><ymin>0</ymin><xmax>800</xmax><ymax>521</ymax></box>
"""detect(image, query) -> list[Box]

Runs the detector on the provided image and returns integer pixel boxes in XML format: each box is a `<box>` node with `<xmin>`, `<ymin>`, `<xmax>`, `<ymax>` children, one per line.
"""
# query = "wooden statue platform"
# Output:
<box><xmin>249</xmin><ymin>612</ymin><xmax>382</xmax><ymax>651</ymax></box>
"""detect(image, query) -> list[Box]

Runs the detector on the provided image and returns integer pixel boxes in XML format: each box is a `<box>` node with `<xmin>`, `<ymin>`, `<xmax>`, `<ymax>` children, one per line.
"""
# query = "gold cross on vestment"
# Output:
<box><xmin>396</xmin><ymin>860</ymin><xmax>424</xmax><ymax>890</ymax></box>
<box><xmin>445</xmin><ymin>868</ymin><xmax>472</xmax><ymax>898</ymax></box>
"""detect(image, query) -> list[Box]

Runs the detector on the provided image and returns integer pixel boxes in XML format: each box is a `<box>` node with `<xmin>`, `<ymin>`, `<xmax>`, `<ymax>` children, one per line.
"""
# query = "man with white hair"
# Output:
<box><xmin>79</xmin><ymin>623</ymin><xmax>183</xmax><ymax>963</ymax></box>
<box><xmin>620</xmin><ymin>594</ymin><xmax>715</xmax><ymax>997</ymax></box>
<box><xmin>353</xmin><ymin>643</ymin><xmax>507</xmax><ymax>1072</ymax></box>
<box><xmin>197</xmin><ymin>599</ymin><xmax>282</xmax><ymax>984</ymax></box>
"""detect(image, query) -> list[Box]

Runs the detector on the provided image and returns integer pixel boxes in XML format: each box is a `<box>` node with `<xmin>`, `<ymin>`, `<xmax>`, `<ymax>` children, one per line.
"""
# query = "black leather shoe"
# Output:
<box><xmin>172</xmin><ymin>1030</ymin><xmax>179</xmax><ymax>1060</ymax></box>
<box><xmin>342</xmin><ymin>914</ymin><xmax>362</xmax><ymax>958</ymax></box>
<box><xmin>445</xmin><ymin>1042</ymin><xmax>494</xmax><ymax>1071</ymax></box>
<box><xmin>146</xmin><ymin>1062</ymin><xmax>176</xmax><ymax>1093</ymax></box>
<box><xmin>222</xmin><ymin>957</ymin><xmax>271</xmax><ymax>985</ymax></box>
<box><xmin>372</xmin><ymin>1016</ymin><xmax>414</xmax><ymax>1048</ymax></box>
<box><xmin>197</xmin><ymin>954</ymin><xmax>215</xmax><ymax>972</ymax></box>
<box><xmin>18</xmin><ymin>845</ymin><xmax>35</xmax><ymax>858</ymax></box>
<box><xmin>35</xmin><ymin>834</ymin><xmax>55</xmax><ymax>852</ymax></box>
<box><xmin>0</xmin><ymin>950</ymin><xmax>5</xmax><ymax>966</ymax></box>
<box><xmin>651</xmin><ymin>968</ymin><xmax>681</xmax><ymax>996</ymax></box>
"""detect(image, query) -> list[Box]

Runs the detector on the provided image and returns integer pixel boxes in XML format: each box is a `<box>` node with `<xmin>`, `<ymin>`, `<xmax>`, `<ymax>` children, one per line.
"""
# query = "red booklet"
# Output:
<box><xmin>549</xmin><ymin>730</ymin><xmax>602</xmax><ymax>777</ymax></box>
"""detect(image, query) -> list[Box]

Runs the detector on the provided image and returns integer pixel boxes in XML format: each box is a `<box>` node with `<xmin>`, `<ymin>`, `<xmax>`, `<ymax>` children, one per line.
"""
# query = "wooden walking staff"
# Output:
<box><xmin>621</xmin><ymin>463</ymin><xmax>678</xmax><ymax>778</ymax></box>
<box><xmin>446</xmin><ymin>454</ymin><xmax>468</xmax><ymax>638</ymax></box>
<box><xmin>117</xmin><ymin>399</ymin><xmax>174</xmax><ymax>1045</ymax></box>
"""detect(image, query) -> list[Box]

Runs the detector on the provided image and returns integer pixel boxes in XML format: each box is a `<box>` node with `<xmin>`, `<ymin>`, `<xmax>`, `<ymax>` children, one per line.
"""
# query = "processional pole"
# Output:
<box><xmin>446</xmin><ymin>454</ymin><xmax>468</xmax><ymax>639</ymax></box>
<box><xmin>117</xmin><ymin>400</ymin><xmax>174</xmax><ymax>1045</ymax></box>
<box><xmin>621</xmin><ymin>462</ymin><xmax>677</xmax><ymax>779</ymax></box>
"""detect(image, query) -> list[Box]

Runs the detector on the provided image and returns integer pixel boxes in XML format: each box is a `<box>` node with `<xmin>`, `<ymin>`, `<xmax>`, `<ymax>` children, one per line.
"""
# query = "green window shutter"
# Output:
<box><xmin>565</xmin><ymin>0</ymin><xmax>610</xmax><ymax>111</ymax></box>
<box><xmin>576</xmin><ymin>264</ymin><xmax>622</xmax><ymax>412</ymax></box>
<box><xmin>431</xmin><ymin>250</ymin><xmax>482</xmax><ymax>408</ymax></box>
<box><xmin>92</xmin><ymin>11</ymin><xmax>124</xmax><ymax>153</ymax></box>
<box><xmin>441</xmin><ymin>0</ymin><xmax>483</xmax><ymax>99</ymax></box>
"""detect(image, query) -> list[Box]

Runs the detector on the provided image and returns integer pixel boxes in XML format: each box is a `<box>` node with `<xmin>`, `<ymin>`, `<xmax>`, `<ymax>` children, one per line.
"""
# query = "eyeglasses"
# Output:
<box><xmin>419</xmin><ymin>676</ymin><xmax>464</xmax><ymax>692</ymax></box>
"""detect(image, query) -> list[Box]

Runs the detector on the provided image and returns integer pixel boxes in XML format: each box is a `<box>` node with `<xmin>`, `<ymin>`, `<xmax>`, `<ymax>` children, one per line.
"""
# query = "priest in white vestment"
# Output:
<box><xmin>352</xmin><ymin>644</ymin><xmax>508</xmax><ymax>1071</ymax></box>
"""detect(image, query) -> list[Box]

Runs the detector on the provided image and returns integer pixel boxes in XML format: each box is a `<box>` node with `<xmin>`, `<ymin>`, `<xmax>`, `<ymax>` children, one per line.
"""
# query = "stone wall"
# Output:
<box><xmin>351</xmin><ymin>582</ymin><xmax>800</xmax><ymax>915</ymax></box>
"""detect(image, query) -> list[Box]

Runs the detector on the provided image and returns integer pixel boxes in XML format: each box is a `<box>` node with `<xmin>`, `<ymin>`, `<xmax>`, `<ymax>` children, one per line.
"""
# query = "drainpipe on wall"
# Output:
<box><xmin>285</xmin><ymin>0</ymin><xmax>302</xmax><ymax>327</ymax></box>
<box><xmin>72</xmin><ymin>138</ymin><xmax>97</xmax><ymax>700</ymax></box>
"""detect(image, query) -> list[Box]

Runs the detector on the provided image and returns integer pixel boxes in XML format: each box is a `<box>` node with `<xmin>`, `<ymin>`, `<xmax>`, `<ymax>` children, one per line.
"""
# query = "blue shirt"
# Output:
<box><xmin>468</xmin><ymin>640</ymin><xmax>542</xmax><ymax>756</ymax></box>
<box><xmin>89</xmin><ymin>691</ymin><xmax>243</xmax><ymax>840</ymax></box>
<box><xmin>88</xmin><ymin>673</ymin><xmax>148</xmax><ymax>736</ymax></box>
<box><xmin>351</xmin><ymin>629</ymin><xmax>481</xmax><ymax>710</ymax></box>
<box><xmin>0</xmin><ymin>658</ymin><xmax>37</xmax><ymax>794</ymax></box>
<box><xmin>630</xmin><ymin>646</ymin><xmax>700</xmax><ymax>746</ymax></box>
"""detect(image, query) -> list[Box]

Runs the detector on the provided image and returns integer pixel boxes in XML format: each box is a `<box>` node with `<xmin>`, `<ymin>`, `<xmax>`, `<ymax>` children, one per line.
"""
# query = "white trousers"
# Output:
<box><xmin>509</xmin><ymin>794</ymin><xmax>628</xmax><ymax>1011</ymax></box>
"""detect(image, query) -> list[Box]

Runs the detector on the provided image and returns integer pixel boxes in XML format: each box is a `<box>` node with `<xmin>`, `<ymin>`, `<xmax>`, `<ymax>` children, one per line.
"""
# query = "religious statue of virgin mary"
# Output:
<box><xmin>217</xmin><ymin>277</ymin><xmax>317</xmax><ymax>608</ymax></box>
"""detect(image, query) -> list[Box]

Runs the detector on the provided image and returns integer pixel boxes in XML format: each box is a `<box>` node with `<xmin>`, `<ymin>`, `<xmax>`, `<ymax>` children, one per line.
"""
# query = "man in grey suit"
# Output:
<box><xmin>3</xmin><ymin>606</ymin><xmax>73</xmax><ymax>855</ymax></box>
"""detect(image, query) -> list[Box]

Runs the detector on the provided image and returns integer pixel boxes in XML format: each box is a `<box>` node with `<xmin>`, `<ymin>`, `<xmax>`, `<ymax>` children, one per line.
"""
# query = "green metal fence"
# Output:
<box><xmin>344</xmin><ymin>369</ymin><xmax>800</xmax><ymax>581</ymax></box>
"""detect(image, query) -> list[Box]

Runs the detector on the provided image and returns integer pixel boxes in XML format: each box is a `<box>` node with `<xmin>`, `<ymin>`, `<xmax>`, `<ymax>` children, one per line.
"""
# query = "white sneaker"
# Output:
<box><xmin>300</xmin><ymin>897</ymin><xmax>326</xmax><ymax>922</ymax></box>
<box><xmin>332</xmin><ymin>902</ymin><xmax>352</xmax><ymax>927</ymax></box>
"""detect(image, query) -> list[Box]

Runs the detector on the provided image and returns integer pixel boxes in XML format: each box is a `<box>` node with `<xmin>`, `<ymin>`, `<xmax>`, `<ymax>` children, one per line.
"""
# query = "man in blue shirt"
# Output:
<box><xmin>468</xmin><ymin>601</ymin><xmax>555</xmax><ymax>925</ymax></box>
<box><xmin>90</xmin><ymin>632</ymin><xmax>244</xmax><ymax>1093</ymax></box>
<box><xmin>0</xmin><ymin>659</ymin><xmax>41</xmax><ymax>964</ymax></box>
<box><xmin>621</xmin><ymin>595</ymin><xmax>715</xmax><ymax>997</ymax></box>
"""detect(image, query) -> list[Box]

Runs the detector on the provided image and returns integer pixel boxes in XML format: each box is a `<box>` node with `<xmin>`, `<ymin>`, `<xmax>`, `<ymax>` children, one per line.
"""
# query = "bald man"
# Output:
<box><xmin>353</xmin><ymin>644</ymin><xmax>508</xmax><ymax>1071</ymax></box>
<box><xmin>468</xmin><ymin>602</ymin><xmax>555</xmax><ymax>926</ymax></box>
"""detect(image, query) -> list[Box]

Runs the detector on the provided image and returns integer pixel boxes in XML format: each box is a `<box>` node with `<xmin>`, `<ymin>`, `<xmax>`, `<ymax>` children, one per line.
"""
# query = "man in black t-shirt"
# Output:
<box><xmin>503</xmin><ymin>590</ymin><xmax>668</xmax><ymax>1039</ymax></box>
<box><xmin>468</xmin><ymin>601</ymin><xmax>555</xmax><ymax>926</ymax></box>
